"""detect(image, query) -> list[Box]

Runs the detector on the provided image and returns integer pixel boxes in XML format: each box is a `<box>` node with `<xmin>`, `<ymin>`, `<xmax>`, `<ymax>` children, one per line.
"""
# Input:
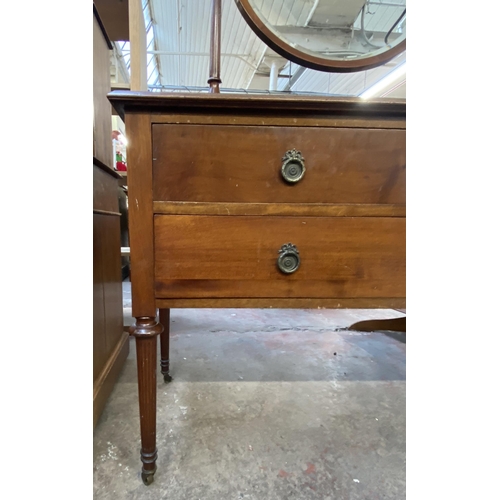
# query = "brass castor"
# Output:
<box><xmin>163</xmin><ymin>373</ymin><xmax>173</xmax><ymax>383</ymax></box>
<box><xmin>141</xmin><ymin>471</ymin><xmax>155</xmax><ymax>486</ymax></box>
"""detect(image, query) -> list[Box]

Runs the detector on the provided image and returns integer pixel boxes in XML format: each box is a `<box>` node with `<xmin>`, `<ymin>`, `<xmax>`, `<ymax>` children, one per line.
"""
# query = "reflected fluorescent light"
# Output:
<box><xmin>359</xmin><ymin>62</ymin><xmax>406</xmax><ymax>99</ymax></box>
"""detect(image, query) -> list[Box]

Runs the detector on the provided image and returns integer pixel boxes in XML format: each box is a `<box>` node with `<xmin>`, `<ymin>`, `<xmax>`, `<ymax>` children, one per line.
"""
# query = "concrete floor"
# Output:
<box><xmin>94</xmin><ymin>284</ymin><xmax>405</xmax><ymax>500</ymax></box>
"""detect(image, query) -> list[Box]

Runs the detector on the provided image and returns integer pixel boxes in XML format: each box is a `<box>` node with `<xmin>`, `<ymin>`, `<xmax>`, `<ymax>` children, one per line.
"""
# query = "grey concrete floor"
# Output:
<box><xmin>94</xmin><ymin>283</ymin><xmax>405</xmax><ymax>500</ymax></box>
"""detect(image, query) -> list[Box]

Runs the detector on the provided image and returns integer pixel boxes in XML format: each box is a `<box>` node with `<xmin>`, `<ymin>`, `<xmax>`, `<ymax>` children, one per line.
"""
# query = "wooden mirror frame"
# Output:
<box><xmin>235</xmin><ymin>0</ymin><xmax>406</xmax><ymax>73</ymax></box>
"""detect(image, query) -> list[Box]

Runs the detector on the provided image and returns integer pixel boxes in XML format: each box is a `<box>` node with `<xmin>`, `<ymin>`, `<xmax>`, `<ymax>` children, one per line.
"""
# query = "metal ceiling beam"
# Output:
<box><xmin>274</xmin><ymin>25</ymin><xmax>402</xmax><ymax>55</ymax></box>
<box><xmin>276</xmin><ymin>25</ymin><xmax>402</xmax><ymax>39</ymax></box>
<box><xmin>139</xmin><ymin>52</ymin><xmax>258</xmax><ymax>71</ymax></box>
<box><xmin>283</xmin><ymin>66</ymin><xmax>306</xmax><ymax>92</ymax></box>
<box><xmin>368</xmin><ymin>1</ymin><xmax>406</xmax><ymax>6</ymax></box>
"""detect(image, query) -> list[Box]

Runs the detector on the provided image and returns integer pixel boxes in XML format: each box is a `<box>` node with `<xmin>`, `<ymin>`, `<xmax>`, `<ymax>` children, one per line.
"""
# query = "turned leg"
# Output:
<box><xmin>130</xmin><ymin>317</ymin><xmax>163</xmax><ymax>485</ymax></box>
<box><xmin>159</xmin><ymin>308</ymin><xmax>172</xmax><ymax>382</ymax></box>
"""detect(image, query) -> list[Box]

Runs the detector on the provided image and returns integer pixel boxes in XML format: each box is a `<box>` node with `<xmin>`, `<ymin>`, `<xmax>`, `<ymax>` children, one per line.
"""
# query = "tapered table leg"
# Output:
<box><xmin>130</xmin><ymin>317</ymin><xmax>163</xmax><ymax>485</ymax></box>
<box><xmin>159</xmin><ymin>308</ymin><xmax>172</xmax><ymax>382</ymax></box>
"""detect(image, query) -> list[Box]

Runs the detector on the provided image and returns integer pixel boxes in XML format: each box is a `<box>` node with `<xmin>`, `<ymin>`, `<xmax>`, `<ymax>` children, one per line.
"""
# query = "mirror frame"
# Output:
<box><xmin>235</xmin><ymin>0</ymin><xmax>406</xmax><ymax>73</ymax></box>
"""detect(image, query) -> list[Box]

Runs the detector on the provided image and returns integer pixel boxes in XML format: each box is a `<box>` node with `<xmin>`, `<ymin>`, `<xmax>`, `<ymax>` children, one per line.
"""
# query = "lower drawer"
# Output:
<box><xmin>154</xmin><ymin>215</ymin><xmax>405</xmax><ymax>299</ymax></box>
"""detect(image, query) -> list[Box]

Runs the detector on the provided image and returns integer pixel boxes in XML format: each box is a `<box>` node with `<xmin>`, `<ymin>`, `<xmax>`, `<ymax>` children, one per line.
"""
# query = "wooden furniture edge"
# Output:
<box><xmin>155</xmin><ymin>298</ymin><xmax>406</xmax><ymax>309</ymax></box>
<box><xmin>149</xmin><ymin>115</ymin><xmax>404</xmax><ymax>129</ymax></box>
<box><xmin>93</xmin><ymin>331</ymin><xmax>130</xmax><ymax>429</ymax></box>
<box><xmin>94</xmin><ymin>156</ymin><xmax>121</xmax><ymax>179</ymax></box>
<box><xmin>93</xmin><ymin>3</ymin><xmax>113</xmax><ymax>50</ymax></box>
<box><xmin>108</xmin><ymin>91</ymin><xmax>406</xmax><ymax>121</ymax></box>
<box><xmin>153</xmin><ymin>202</ymin><xmax>406</xmax><ymax>217</ymax></box>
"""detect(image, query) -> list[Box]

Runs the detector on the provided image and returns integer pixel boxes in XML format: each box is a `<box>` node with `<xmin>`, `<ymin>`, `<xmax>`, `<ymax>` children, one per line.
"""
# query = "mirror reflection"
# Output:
<box><xmin>247</xmin><ymin>0</ymin><xmax>406</xmax><ymax>62</ymax></box>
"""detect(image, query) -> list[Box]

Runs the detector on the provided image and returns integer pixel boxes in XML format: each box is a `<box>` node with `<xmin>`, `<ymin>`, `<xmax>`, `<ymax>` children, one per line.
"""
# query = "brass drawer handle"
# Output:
<box><xmin>281</xmin><ymin>149</ymin><xmax>305</xmax><ymax>183</ymax></box>
<box><xmin>277</xmin><ymin>243</ymin><xmax>300</xmax><ymax>274</ymax></box>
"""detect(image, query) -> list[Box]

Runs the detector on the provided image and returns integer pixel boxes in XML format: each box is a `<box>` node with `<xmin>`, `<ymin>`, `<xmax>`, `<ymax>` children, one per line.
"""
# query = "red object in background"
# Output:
<box><xmin>116</xmin><ymin>161</ymin><xmax>127</xmax><ymax>171</ymax></box>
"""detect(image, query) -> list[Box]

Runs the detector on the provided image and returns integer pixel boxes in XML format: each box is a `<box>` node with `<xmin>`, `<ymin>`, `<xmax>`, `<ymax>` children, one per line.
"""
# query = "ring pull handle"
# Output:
<box><xmin>281</xmin><ymin>149</ymin><xmax>305</xmax><ymax>183</ymax></box>
<box><xmin>277</xmin><ymin>243</ymin><xmax>301</xmax><ymax>274</ymax></box>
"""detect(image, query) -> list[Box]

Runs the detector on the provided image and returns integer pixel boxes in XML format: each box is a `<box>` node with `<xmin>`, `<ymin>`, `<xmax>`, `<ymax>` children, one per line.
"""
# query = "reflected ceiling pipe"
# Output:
<box><xmin>269</xmin><ymin>61</ymin><xmax>279</xmax><ymax>91</ymax></box>
<box><xmin>361</xmin><ymin>2</ymin><xmax>383</xmax><ymax>49</ymax></box>
<box><xmin>385</xmin><ymin>8</ymin><xmax>406</xmax><ymax>46</ymax></box>
<box><xmin>263</xmin><ymin>57</ymin><xmax>287</xmax><ymax>92</ymax></box>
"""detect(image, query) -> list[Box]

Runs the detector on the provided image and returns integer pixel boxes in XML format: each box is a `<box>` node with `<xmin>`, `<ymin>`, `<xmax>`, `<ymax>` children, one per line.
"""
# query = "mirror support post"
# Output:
<box><xmin>208</xmin><ymin>0</ymin><xmax>222</xmax><ymax>93</ymax></box>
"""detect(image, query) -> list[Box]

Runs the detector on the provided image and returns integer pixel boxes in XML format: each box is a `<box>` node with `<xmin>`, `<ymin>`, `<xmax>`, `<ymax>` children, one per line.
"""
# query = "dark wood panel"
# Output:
<box><xmin>152</xmin><ymin>125</ymin><xmax>405</xmax><ymax>204</ymax></box>
<box><xmin>94</xmin><ymin>0</ymin><xmax>129</xmax><ymax>42</ymax></box>
<box><xmin>153</xmin><ymin>201</ymin><xmax>406</xmax><ymax>217</ymax></box>
<box><xmin>101</xmin><ymin>215</ymin><xmax>124</xmax><ymax>356</ymax></box>
<box><xmin>93</xmin><ymin>215</ymin><xmax>107</xmax><ymax>382</ymax></box>
<box><xmin>93</xmin><ymin>164</ymin><xmax>119</xmax><ymax>213</ymax></box>
<box><xmin>156</xmin><ymin>298</ymin><xmax>406</xmax><ymax>309</ymax></box>
<box><xmin>154</xmin><ymin>215</ymin><xmax>405</xmax><ymax>298</ymax></box>
<box><xmin>93</xmin><ymin>14</ymin><xmax>113</xmax><ymax>167</ymax></box>
<box><xmin>94</xmin><ymin>156</ymin><xmax>121</xmax><ymax>178</ymax></box>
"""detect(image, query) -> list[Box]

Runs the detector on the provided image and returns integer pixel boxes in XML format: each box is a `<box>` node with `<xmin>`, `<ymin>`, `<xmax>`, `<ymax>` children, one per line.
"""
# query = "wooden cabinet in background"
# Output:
<box><xmin>93</xmin><ymin>7</ymin><xmax>128</xmax><ymax>428</ymax></box>
<box><xmin>93</xmin><ymin>160</ymin><xmax>129</xmax><ymax>428</ymax></box>
<box><xmin>93</xmin><ymin>6</ymin><xmax>113</xmax><ymax>168</ymax></box>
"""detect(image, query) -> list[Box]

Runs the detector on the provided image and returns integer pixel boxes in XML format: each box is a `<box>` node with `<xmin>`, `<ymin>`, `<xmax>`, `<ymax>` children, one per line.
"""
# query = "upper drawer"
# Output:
<box><xmin>152</xmin><ymin>124</ymin><xmax>405</xmax><ymax>204</ymax></box>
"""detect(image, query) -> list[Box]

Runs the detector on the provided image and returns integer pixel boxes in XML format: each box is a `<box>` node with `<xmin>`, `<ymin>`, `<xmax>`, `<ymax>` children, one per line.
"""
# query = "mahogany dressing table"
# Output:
<box><xmin>108</xmin><ymin>0</ymin><xmax>406</xmax><ymax>485</ymax></box>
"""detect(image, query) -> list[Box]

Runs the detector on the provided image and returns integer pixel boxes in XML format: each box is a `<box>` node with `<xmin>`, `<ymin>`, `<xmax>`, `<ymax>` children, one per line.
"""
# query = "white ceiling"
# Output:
<box><xmin>115</xmin><ymin>0</ymin><xmax>406</xmax><ymax>98</ymax></box>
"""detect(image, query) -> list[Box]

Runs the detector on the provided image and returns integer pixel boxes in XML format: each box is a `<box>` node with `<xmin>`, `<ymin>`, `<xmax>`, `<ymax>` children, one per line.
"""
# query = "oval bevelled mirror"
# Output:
<box><xmin>235</xmin><ymin>0</ymin><xmax>406</xmax><ymax>72</ymax></box>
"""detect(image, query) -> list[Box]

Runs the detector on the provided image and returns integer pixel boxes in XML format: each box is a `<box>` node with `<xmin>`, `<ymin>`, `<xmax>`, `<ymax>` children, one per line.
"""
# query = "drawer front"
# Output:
<box><xmin>154</xmin><ymin>215</ymin><xmax>405</xmax><ymax>299</ymax></box>
<box><xmin>152</xmin><ymin>124</ymin><xmax>405</xmax><ymax>205</ymax></box>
